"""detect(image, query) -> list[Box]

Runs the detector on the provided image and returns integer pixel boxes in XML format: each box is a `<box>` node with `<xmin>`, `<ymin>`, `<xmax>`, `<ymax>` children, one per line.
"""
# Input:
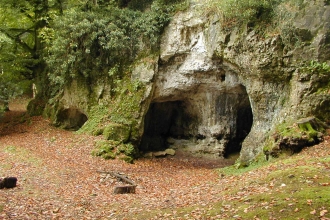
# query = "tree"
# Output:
<box><xmin>45</xmin><ymin>0</ymin><xmax>173</xmax><ymax>93</ymax></box>
<box><xmin>0</xmin><ymin>0</ymin><xmax>65</xmax><ymax>112</ymax></box>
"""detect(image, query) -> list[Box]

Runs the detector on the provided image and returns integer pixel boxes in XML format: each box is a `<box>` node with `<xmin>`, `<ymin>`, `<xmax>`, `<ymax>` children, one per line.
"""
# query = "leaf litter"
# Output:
<box><xmin>0</xmin><ymin>101</ymin><xmax>329</xmax><ymax>219</ymax></box>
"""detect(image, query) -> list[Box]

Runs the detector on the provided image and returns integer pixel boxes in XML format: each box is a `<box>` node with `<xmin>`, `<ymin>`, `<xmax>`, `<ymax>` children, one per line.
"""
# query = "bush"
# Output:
<box><xmin>206</xmin><ymin>0</ymin><xmax>304</xmax><ymax>37</ymax></box>
<box><xmin>45</xmin><ymin>1</ymin><xmax>176</xmax><ymax>91</ymax></box>
<box><xmin>207</xmin><ymin>0</ymin><xmax>280</xmax><ymax>27</ymax></box>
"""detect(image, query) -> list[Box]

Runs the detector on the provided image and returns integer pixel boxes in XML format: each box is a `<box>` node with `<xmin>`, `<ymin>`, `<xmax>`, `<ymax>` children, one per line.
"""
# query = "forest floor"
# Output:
<box><xmin>0</xmin><ymin>99</ymin><xmax>329</xmax><ymax>220</ymax></box>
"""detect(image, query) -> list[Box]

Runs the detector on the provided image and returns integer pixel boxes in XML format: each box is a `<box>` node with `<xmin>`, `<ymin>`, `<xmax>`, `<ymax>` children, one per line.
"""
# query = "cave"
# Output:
<box><xmin>57</xmin><ymin>108</ymin><xmax>88</xmax><ymax>130</ymax></box>
<box><xmin>139</xmin><ymin>101</ymin><xmax>194</xmax><ymax>152</ymax></box>
<box><xmin>140</xmin><ymin>84</ymin><xmax>253</xmax><ymax>158</ymax></box>
<box><xmin>224</xmin><ymin>101</ymin><xmax>253</xmax><ymax>158</ymax></box>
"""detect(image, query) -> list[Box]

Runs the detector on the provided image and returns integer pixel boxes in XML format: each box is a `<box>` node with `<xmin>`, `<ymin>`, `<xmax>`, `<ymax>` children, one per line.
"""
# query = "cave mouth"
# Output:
<box><xmin>57</xmin><ymin>108</ymin><xmax>88</xmax><ymax>131</ymax></box>
<box><xmin>139</xmin><ymin>101</ymin><xmax>191</xmax><ymax>152</ymax></box>
<box><xmin>140</xmin><ymin>85</ymin><xmax>253</xmax><ymax>158</ymax></box>
<box><xmin>224</xmin><ymin>103</ymin><xmax>253</xmax><ymax>158</ymax></box>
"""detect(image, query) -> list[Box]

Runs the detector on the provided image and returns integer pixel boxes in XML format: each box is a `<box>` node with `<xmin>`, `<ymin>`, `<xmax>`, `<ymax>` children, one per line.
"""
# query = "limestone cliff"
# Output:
<box><xmin>44</xmin><ymin>0</ymin><xmax>330</xmax><ymax>165</ymax></box>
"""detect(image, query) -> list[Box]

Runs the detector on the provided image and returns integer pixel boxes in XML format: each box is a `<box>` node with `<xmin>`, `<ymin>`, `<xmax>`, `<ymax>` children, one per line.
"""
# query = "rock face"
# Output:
<box><xmin>140</xmin><ymin>10</ymin><xmax>253</xmax><ymax>158</ymax></box>
<box><xmin>45</xmin><ymin>0</ymin><xmax>330</xmax><ymax>164</ymax></box>
<box><xmin>139</xmin><ymin>0</ymin><xmax>330</xmax><ymax>163</ymax></box>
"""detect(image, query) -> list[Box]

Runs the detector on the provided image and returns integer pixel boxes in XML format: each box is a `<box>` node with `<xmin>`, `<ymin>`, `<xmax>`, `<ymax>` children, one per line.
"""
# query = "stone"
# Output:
<box><xmin>143</xmin><ymin>152</ymin><xmax>153</xmax><ymax>158</ymax></box>
<box><xmin>165</xmin><ymin>148</ymin><xmax>176</xmax><ymax>156</ymax></box>
<box><xmin>153</xmin><ymin>151</ymin><xmax>167</xmax><ymax>157</ymax></box>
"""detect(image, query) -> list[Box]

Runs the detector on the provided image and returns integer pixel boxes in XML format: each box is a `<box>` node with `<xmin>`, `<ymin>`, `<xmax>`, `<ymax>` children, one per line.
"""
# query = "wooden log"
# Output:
<box><xmin>97</xmin><ymin>170</ymin><xmax>136</xmax><ymax>185</ymax></box>
<box><xmin>97</xmin><ymin>170</ymin><xmax>136</xmax><ymax>194</ymax></box>
<box><xmin>113</xmin><ymin>185</ymin><xmax>136</xmax><ymax>194</ymax></box>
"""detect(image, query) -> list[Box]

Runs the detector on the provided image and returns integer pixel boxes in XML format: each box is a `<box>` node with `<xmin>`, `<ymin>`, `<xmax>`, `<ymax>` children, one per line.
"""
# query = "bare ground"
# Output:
<box><xmin>0</xmin><ymin>99</ymin><xmax>329</xmax><ymax>219</ymax></box>
<box><xmin>0</xmin><ymin>100</ymin><xmax>234</xmax><ymax>219</ymax></box>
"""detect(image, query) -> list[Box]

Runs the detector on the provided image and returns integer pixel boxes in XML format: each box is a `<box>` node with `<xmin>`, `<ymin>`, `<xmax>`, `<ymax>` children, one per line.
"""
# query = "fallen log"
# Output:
<box><xmin>113</xmin><ymin>185</ymin><xmax>136</xmax><ymax>194</ymax></box>
<box><xmin>97</xmin><ymin>170</ymin><xmax>136</xmax><ymax>194</ymax></box>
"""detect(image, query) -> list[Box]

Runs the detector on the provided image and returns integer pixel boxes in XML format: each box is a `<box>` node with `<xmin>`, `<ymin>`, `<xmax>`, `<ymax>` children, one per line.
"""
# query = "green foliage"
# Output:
<box><xmin>117</xmin><ymin>143</ymin><xmax>136</xmax><ymax>157</ymax></box>
<box><xmin>78</xmin><ymin>105</ymin><xmax>109</xmax><ymax>135</ymax></box>
<box><xmin>207</xmin><ymin>0</ymin><xmax>281</xmax><ymax>27</ymax></box>
<box><xmin>91</xmin><ymin>140</ymin><xmax>136</xmax><ymax>162</ymax></box>
<box><xmin>45</xmin><ymin>1</ymin><xmax>175</xmax><ymax>91</ymax></box>
<box><xmin>0</xmin><ymin>71</ymin><xmax>31</xmax><ymax>112</ymax></box>
<box><xmin>205</xmin><ymin>0</ymin><xmax>304</xmax><ymax>44</ymax></box>
<box><xmin>103</xmin><ymin>123</ymin><xmax>131</xmax><ymax>142</ymax></box>
<box><xmin>0</xmin><ymin>0</ymin><xmax>62</xmax><ymax>111</ymax></box>
<box><xmin>91</xmin><ymin>140</ymin><xmax>118</xmax><ymax>159</ymax></box>
<box><xmin>305</xmin><ymin>60</ymin><xmax>330</xmax><ymax>75</ymax></box>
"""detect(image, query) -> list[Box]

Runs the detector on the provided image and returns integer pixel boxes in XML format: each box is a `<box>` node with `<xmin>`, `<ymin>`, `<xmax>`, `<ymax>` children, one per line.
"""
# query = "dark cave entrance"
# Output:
<box><xmin>140</xmin><ymin>85</ymin><xmax>253</xmax><ymax>158</ymax></box>
<box><xmin>224</xmin><ymin>103</ymin><xmax>253</xmax><ymax>158</ymax></box>
<box><xmin>139</xmin><ymin>101</ymin><xmax>191</xmax><ymax>152</ymax></box>
<box><xmin>57</xmin><ymin>108</ymin><xmax>88</xmax><ymax>131</ymax></box>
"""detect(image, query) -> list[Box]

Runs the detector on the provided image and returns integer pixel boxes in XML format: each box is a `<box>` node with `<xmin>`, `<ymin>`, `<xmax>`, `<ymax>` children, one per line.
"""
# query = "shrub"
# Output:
<box><xmin>45</xmin><ymin>1</ymin><xmax>177</xmax><ymax>91</ymax></box>
<box><xmin>206</xmin><ymin>0</ymin><xmax>280</xmax><ymax>27</ymax></box>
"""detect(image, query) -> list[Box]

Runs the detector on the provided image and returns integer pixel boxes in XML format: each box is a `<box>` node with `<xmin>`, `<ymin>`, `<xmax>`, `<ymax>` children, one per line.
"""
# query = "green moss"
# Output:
<box><xmin>260</xmin><ymin>117</ymin><xmax>328</xmax><ymax>160</ymax></box>
<box><xmin>91</xmin><ymin>140</ymin><xmax>137</xmax><ymax>162</ymax></box>
<box><xmin>117</xmin><ymin>143</ymin><xmax>136</xmax><ymax>157</ymax></box>
<box><xmin>101</xmin><ymin>152</ymin><xmax>116</xmax><ymax>160</ymax></box>
<box><xmin>106</xmin><ymin>78</ymin><xmax>146</xmax><ymax>145</ymax></box>
<box><xmin>133</xmin><ymin>155</ymin><xmax>330</xmax><ymax>219</ymax></box>
<box><xmin>298</xmin><ymin>122</ymin><xmax>318</xmax><ymax>139</ymax></box>
<box><xmin>78</xmin><ymin>105</ymin><xmax>109</xmax><ymax>135</ymax></box>
<box><xmin>91</xmin><ymin>140</ymin><xmax>119</xmax><ymax>159</ymax></box>
<box><xmin>276</xmin><ymin>121</ymin><xmax>302</xmax><ymax>138</ymax></box>
<box><xmin>275</xmin><ymin>118</ymin><xmax>325</xmax><ymax>142</ymax></box>
<box><xmin>109</xmin><ymin>79</ymin><xmax>145</xmax><ymax>125</ymax></box>
<box><xmin>2</xmin><ymin>145</ymin><xmax>42</xmax><ymax>166</ymax></box>
<box><xmin>219</xmin><ymin>158</ymin><xmax>269</xmax><ymax>176</ymax></box>
<box><xmin>119</xmin><ymin>155</ymin><xmax>134</xmax><ymax>164</ymax></box>
<box><xmin>103</xmin><ymin>123</ymin><xmax>131</xmax><ymax>142</ymax></box>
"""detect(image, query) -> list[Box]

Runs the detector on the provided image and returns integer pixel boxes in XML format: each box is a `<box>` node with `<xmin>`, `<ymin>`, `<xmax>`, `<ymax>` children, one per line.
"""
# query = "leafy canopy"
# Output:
<box><xmin>45</xmin><ymin>0</ymin><xmax>180</xmax><ymax>90</ymax></box>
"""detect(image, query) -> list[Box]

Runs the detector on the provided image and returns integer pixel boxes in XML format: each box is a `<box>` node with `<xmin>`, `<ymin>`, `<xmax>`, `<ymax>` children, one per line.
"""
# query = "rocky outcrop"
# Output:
<box><xmin>138</xmin><ymin>0</ymin><xmax>330</xmax><ymax>163</ymax></box>
<box><xmin>45</xmin><ymin>0</ymin><xmax>330</xmax><ymax>165</ymax></box>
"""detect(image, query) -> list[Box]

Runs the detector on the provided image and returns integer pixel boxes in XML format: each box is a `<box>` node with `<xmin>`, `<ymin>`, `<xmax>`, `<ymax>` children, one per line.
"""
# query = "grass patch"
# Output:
<box><xmin>230</xmin><ymin>166</ymin><xmax>330</xmax><ymax>219</ymax></box>
<box><xmin>219</xmin><ymin>156</ymin><xmax>270</xmax><ymax>176</ymax></box>
<box><xmin>131</xmin><ymin>151</ymin><xmax>330</xmax><ymax>219</ymax></box>
<box><xmin>2</xmin><ymin>145</ymin><xmax>42</xmax><ymax>166</ymax></box>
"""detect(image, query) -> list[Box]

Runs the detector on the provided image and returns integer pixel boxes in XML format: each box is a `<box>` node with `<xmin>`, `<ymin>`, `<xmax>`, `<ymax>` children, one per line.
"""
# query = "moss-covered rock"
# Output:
<box><xmin>119</xmin><ymin>155</ymin><xmax>134</xmax><ymax>164</ymax></box>
<box><xmin>263</xmin><ymin>117</ymin><xmax>328</xmax><ymax>159</ymax></box>
<box><xmin>103</xmin><ymin>123</ymin><xmax>131</xmax><ymax>142</ymax></box>
<box><xmin>78</xmin><ymin>106</ymin><xmax>110</xmax><ymax>135</ymax></box>
<box><xmin>91</xmin><ymin>140</ymin><xmax>120</xmax><ymax>160</ymax></box>
<box><xmin>118</xmin><ymin>143</ymin><xmax>137</xmax><ymax>157</ymax></box>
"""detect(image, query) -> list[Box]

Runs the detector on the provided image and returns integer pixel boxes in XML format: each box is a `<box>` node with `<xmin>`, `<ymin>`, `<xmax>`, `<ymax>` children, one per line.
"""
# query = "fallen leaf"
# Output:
<box><xmin>320</xmin><ymin>210</ymin><xmax>328</xmax><ymax>217</ymax></box>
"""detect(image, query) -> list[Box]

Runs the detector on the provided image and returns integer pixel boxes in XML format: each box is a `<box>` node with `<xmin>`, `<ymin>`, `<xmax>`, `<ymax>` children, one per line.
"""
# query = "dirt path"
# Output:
<box><xmin>0</xmin><ymin>101</ymin><xmax>236</xmax><ymax>219</ymax></box>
